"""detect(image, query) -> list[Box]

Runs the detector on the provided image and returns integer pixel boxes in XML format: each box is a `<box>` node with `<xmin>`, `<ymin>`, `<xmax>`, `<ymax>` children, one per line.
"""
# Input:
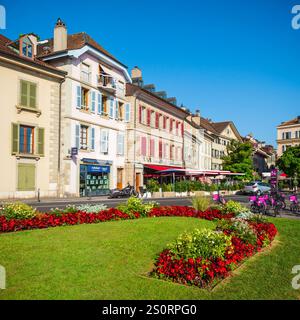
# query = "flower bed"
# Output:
<box><xmin>0</xmin><ymin>205</ymin><xmax>233</xmax><ymax>234</ymax></box>
<box><xmin>148</xmin><ymin>206</ymin><xmax>234</xmax><ymax>220</ymax></box>
<box><xmin>150</xmin><ymin>219</ymin><xmax>277</xmax><ymax>289</ymax></box>
<box><xmin>0</xmin><ymin>208</ymin><xmax>135</xmax><ymax>233</ymax></box>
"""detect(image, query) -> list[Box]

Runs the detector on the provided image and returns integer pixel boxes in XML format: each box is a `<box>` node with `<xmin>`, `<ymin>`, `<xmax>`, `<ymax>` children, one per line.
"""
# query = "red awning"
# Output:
<box><xmin>144</xmin><ymin>164</ymin><xmax>182</xmax><ymax>171</ymax></box>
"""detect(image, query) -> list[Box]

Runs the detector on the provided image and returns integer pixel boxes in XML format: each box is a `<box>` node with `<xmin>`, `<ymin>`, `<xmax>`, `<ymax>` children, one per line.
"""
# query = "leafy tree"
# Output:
<box><xmin>221</xmin><ymin>140</ymin><xmax>254</xmax><ymax>181</ymax></box>
<box><xmin>276</xmin><ymin>145</ymin><xmax>300</xmax><ymax>181</ymax></box>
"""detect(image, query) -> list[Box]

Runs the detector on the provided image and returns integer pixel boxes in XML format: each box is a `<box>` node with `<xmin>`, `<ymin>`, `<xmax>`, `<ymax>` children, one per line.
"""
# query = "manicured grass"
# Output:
<box><xmin>0</xmin><ymin>217</ymin><xmax>299</xmax><ymax>300</ymax></box>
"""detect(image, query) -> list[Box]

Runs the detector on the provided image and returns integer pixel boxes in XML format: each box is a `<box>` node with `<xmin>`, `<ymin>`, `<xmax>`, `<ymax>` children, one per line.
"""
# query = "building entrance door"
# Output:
<box><xmin>117</xmin><ymin>168</ymin><xmax>123</xmax><ymax>190</ymax></box>
<box><xmin>135</xmin><ymin>173</ymin><xmax>141</xmax><ymax>192</ymax></box>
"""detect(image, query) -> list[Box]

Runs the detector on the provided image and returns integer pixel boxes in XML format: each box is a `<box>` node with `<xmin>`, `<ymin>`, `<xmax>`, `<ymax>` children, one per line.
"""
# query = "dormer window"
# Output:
<box><xmin>21</xmin><ymin>37</ymin><xmax>33</xmax><ymax>58</ymax></box>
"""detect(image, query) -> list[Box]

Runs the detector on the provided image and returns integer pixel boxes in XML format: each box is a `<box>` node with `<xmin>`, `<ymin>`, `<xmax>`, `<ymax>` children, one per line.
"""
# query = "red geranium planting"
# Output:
<box><xmin>151</xmin><ymin>220</ymin><xmax>277</xmax><ymax>288</ymax></box>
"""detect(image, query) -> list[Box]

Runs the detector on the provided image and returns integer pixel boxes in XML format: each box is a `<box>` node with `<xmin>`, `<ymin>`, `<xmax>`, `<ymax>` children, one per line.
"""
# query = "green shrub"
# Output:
<box><xmin>216</xmin><ymin>218</ymin><xmax>257</xmax><ymax>245</ymax></box>
<box><xmin>191</xmin><ymin>195</ymin><xmax>211</xmax><ymax>212</ymax></box>
<box><xmin>222</xmin><ymin>200</ymin><xmax>249</xmax><ymax>216</ymax></box>
<box><xmin>162</xmin><ymin>183</ymin><xmax>173</xmax><ymax>192</ymax></box>
<box><xmin>0</xmin><ymin>202</ymin><xmax>37</xmax><ymax>220</ymax></box>
<box><xmin>50</xmin><ymin>205</ymin><xmax>78</xmax><ymax>217</ymax></box>
<box><xmin>117</xmin><ymin>197</ymin><xmax>158</xmax><ymax>218</ymax></box>
<box><xmin>146</xmin><ymin>179</ymin><xmax>160</xmax><ymax>193</ymax></box>
<box><xmin>168</xmin><ymin>228</ymin><xmax>232</xmax><ymax>260</ymax></box>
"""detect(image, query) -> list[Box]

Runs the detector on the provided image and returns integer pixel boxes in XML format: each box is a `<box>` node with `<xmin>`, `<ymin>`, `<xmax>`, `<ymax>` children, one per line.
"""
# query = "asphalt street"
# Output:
<box><xmin>25</xmin><ymin>195</ymin><xmax>300</xmax><ymax>219</ymax></box>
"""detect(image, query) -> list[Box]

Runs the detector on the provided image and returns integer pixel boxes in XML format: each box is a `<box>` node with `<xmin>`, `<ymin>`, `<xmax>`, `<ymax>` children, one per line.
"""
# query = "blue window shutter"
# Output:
<box><xmin>91</xmin><ymin>91</ymin><xmax>95</xmax><ymax>113</ymax></box>
<box><xmin>91</xmin><ymin>127</ymin><xmax>95</xmax><ymax>150</ymax></box>
<box><xmin>115</xmin><ymin>100</ymin><xmax>119</xmax><ymax>119</ymax></box>
<box><xmin>98</xmin><ymin>93</ymin><xmax>103</xmax><ymax>114</ymax></box>
<box><xmin>109</xmin><ymin>98</ymin><xmax>114</xmax><ymax>118</ymax></box>
<box><xmin>125</xmin><ymin>104</ymin><xmax>130</xmax><ymax>122</ymax></box>
<box><xmin>75</xmin><ymin>124</ymin><xmax>80</xmax><ymax>149</ymax></box>
<box><xmin>76</xmin><ymin>86</ymin><xmax>81</xmax><ymax>109</ymax></box>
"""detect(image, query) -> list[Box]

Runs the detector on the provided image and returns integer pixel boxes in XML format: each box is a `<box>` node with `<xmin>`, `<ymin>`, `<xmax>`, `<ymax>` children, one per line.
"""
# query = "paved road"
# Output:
<box><xmin>25</xmin><ymin>194</ymin><xmax>300</xmax><ymax>219</ymax></box>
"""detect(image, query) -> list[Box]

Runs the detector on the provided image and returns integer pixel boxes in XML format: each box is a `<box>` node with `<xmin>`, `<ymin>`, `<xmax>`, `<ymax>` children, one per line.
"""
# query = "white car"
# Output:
<box><xmin>243</xmin><ymin>181</ymin><xmax>271</xmax><ymax>195</ymax></box>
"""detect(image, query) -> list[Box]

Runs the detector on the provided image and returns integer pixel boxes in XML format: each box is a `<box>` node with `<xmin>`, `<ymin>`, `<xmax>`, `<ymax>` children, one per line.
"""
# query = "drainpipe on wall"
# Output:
<box><xmin>133</xmin><ymin>91</ymin><xmax>139</xmax><ymax>189</ymax></box>
<box><xmin>57</xmin><ymin>78</ymin><xmax>65</xmax><ymax>198</ymax></box>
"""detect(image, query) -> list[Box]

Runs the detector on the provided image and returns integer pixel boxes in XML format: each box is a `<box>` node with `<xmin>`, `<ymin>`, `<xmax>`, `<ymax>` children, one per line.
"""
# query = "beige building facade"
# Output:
<box><xmin>0</xmin><ymin>33</ymin><xmax>66</xmax><ymax>199</ymax></box>
<box><xmin>277</xmin><ymin>116</ymin><xmax>300</xmax><ymax>157</ymax></box>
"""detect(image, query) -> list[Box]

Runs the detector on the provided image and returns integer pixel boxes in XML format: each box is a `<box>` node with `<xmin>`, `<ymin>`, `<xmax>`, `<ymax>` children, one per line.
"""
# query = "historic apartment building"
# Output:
<box><xmin>37</xmin><ymin>19</ymin><xmax>131</xmax><ymax>197</ymax></box>
<box><xmin>277</xmin><ymin>116</ymin><xmax>300</xmax><ymax>157</ymax></box>
<box><xmin>125</xmin><ymin>67</ymin><xmax>189</xmax><ymax>190</ymax></box>
<box><xmin>0</xmin><ymin>33</ymin><xmax>66</xmax><ymax>199</ymax></box>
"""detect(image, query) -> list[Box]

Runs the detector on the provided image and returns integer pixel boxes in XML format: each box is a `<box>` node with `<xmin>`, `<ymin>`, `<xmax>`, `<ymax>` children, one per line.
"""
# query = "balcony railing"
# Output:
<box><xmin>97</xmin><ymin>74</ymin><xmax>117</xmax><ymax>93</ymax></box>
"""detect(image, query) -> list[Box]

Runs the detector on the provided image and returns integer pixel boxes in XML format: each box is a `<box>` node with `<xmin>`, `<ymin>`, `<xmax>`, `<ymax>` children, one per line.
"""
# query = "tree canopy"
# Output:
<box><xmin>276</xmin><ymin>145</ymin><xmax>300</xmax><ymax>179</ymax></box>
<box><xmin>222</xmin><ymin>140</ymin><xmax>254</xmax><ymax>180</ymax></box>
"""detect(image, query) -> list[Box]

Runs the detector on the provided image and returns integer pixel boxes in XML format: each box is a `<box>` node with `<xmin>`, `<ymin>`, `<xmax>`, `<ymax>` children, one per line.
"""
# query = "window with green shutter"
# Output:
<box><xmin>17</xmin><ymin>163</ymin><xmax>36</xmax><ymax>191</ymax></box>
<box><xmin>11</xmin><ymin>123</ymin><xmax>19</xmax><ymax>154</ymax></box>
<box><xmin>37</xmin><ymin>127</ymin><xmax>45</xmax><ymax>156</ymax></box>
<box><xmin>20</xmin><ymin>80</ymin><xmax>37</xmax><ymax>109</ymax></box>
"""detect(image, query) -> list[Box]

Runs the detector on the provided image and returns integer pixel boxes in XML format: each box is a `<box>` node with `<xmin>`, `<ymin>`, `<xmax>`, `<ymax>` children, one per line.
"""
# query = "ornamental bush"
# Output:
<box><xmin>0</xmin><ymin>202</ymin><xmax>37</xmax><ymax>221</ymax></box>
<box><xmin>217</xmin><ymin>218</ymin><xmax>257</xmax><ymax>245</ymax></box>
<box><xmin>222</xmin><ymin>200</ymin><xmax>249</xmax><ymax>216</ymax></box>
<box><xmin>191</xmin><ymin>195</ymin><xmax>212</xmax><ymax>212</ymax></box>
<box><xmin>167</xmin><ymin>228</ymin><xmax>232</xmax><ymax>260</ymax></box>
<box><xmin>117</xmin><ymin>197</ymin><xmax>158</xmax><ymax>218</ymax></box>
<box><xmin>76</xmin><ymin>203</ymin><xmax>108</xmax><ymax>213</ymax></box>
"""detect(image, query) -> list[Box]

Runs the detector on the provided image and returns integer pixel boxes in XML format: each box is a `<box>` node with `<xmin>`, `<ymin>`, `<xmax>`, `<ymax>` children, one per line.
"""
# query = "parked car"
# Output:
<box><xmin>243</xmin><ymin>181</ymin><xmax>271</xmax><ymax>195</ymax></box>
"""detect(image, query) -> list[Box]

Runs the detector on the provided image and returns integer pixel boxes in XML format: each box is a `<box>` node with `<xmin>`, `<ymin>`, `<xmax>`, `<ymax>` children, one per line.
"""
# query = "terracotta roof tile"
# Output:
<box><xmin>37</xmin><ymin>32</ymin><xmax>126</xmax><ymax>67</ymax></box>
<box><xmin>0</xmin><ymin>34</ymin><xmax>65</xmax><ymax>74</ymax></box>
<box><xmin>278</xmin><ymin>117</ymin><xmax>300</xmax><ymax>127</ymax></box>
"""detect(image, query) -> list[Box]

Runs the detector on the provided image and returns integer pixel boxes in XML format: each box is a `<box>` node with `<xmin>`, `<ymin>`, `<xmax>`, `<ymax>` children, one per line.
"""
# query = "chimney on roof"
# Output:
<box><xmin>54</xmin><ymin>18</ymin><xmax>67</xmax><ymax>52</ymax></box>
<box><xmin>131</xmin><ymin>66</ymin><xmax>143</xmax><ymax>87</ymax></box>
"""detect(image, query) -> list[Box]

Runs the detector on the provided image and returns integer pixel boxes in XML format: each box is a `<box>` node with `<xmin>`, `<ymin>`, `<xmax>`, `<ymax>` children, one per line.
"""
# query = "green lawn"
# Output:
<box><xmin>0</xmin><ymin>217</ymin><xmax>300</xmax><ymax>300</ymax></box>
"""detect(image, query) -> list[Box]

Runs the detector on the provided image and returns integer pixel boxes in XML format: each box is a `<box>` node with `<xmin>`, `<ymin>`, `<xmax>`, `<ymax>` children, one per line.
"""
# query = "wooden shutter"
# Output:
<box><xmin>20</xmin><ymin>80</ymin><xmax>28</xmax><ymax>106</ymax></box>
<box><xmin>181</xmin><ymin>123</ymin><xmax>184</xmax><ymax>136</ymax></box>
<box><xmin>147</xmin><ymin>109</ymin><xmax>151</xmax><ymax>126</ymax></box>
<box><xmin>150</xmin><ymin>138</ymin><xmax>155</xmax><ymax>157</ymax></box>
<box><xmin>11</xmin><ymin>123</ymin><xmax>19</xmax><ymax>154</ymax></box>
<box><xmin>76</xmin><ymin>86</ymin><xmax>81</xmax><ymax>109</ymax></box>
<box><xmin>163</xmin><ymin>116</ymin><xmax>166</xmax><ymax>129</ymax></box>
<box><xmin>18</xmin><ymin>163</ymin><xmax>36</xmax><ymax>191</ymax></box>
<box><xmin>155</xmin><ymin>113</ymin><xmax>159</xmax><ymax>129</ymax></box>
<box><xmin>97</xmin><ymin>93</ymin><xmax>102</xmax><ymax>114</ymax></box>
<box><xmin>159</xmin><ymin>139</ymin><xmax>162</xmax><ymax>159</ymax></box>
<box><xmin>90</xmin><ymin>127</ymin><xmax>95</xmax><ymax>150</ymax></box>
<box><xmin>141</xmin><ymin>137</ymin><xmax>147</xmax><ymax>156</ymax></box>
<box><xmin>91</xmin><ymin>91</ymin><xmax>95</xmax><ymax>113</ymax></box>
<box><xmin>125</xmin><ymin>104</ymin><xmax>130</xmax><ymax>122</ymax></box>
<box><xmin>139</xmin><ymin>105</ymin><xmax>142</xmax><ymax>123</ymax></box>
<box><xmin>37</xmin><ymin>127</ymin><xmax>45</xmax><ymax>156</ymax></box>
<box><xmin>29</xmin><ymin>83</ymin><xmax>37</xmax><ymax>108</ymax></box>
<box><xmin>75</xmin><ymin>124</ymin><xmax>80</xmax><ymax>149</ymax></box>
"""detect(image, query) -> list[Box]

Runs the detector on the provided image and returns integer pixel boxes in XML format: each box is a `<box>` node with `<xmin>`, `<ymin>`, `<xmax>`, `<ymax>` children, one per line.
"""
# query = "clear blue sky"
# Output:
<box><xmin>2</xmin><ymin>0</ymin><xmax>300</xmax><ymax>146</ymax></box>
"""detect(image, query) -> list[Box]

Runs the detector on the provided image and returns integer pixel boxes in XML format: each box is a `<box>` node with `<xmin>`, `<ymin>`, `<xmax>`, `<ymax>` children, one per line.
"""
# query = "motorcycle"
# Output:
<box><xmin>108</xmin><ymin>184</ymin><xmax>138</xmax><ymax>199</ymax></box>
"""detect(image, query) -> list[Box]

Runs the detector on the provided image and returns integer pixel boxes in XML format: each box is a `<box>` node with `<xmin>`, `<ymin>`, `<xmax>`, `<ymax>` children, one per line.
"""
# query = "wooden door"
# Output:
<box><xmin>117</xmin><ymin>168</ymin><xmax>123</xmax><ymax>189</ymax></box>
<box><xmin>135</xmin><ymin>173</ymin><xmax>141</xmax><ymax>192</ymax></box>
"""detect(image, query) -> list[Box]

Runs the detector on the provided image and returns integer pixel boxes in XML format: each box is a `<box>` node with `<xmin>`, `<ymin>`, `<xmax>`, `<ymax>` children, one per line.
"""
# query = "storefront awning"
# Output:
<box><xmin>144</xmin><ymin>164</ymin><xmax>182</xmax><ymax>171</ymax></box>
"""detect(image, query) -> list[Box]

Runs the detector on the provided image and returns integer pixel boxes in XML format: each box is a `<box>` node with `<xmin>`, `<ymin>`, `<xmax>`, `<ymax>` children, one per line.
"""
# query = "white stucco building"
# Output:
<box><xmin>38</xmin><ymin>19</ymin><xmax>131</xmax><ymax>197</ymax></box>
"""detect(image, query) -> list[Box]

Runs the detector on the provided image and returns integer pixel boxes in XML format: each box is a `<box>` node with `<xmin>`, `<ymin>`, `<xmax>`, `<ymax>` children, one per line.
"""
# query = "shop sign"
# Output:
<box><xmin>87</xmin><ymin>165</ymin><xmax>110</xmax><ymax>173</ymax></box>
